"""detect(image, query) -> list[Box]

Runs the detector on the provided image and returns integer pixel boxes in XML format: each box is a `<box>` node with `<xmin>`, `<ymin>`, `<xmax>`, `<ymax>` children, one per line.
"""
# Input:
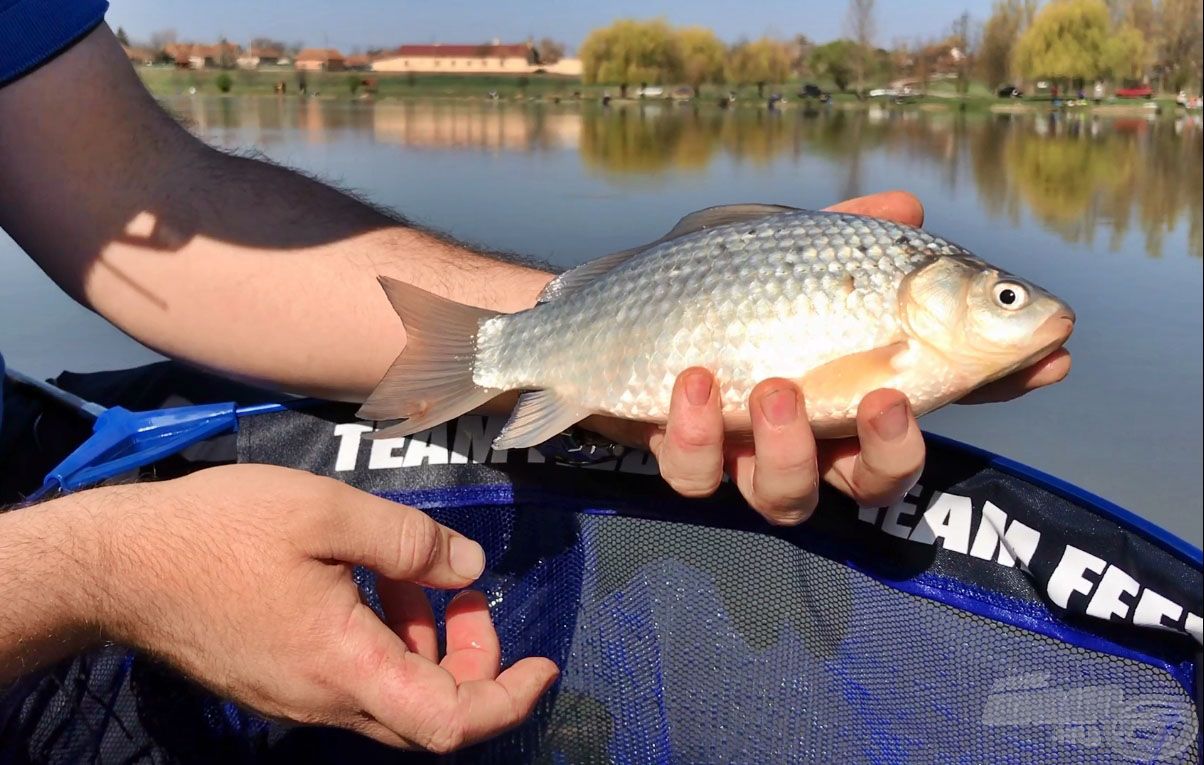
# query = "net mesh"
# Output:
<box><xmin>2</xmin><ymin>499</ymin><xmax>1198</xmax><ymax>764</ymax></box>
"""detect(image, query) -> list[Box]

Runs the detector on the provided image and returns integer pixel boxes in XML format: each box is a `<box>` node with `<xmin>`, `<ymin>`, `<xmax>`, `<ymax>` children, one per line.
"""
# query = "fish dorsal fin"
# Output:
<box><xmin>660</xmin><ymin>203</ymin><xmax>802</xmax><ymax>240</ymax></box>
<box><xmin>537</xmin><ymin>203</ymin><xmax>801</xmax><ymax>304</ymax></box>
<box><xmin>537</xmin><ymin>247</ymin><xmax>646</xmax><ymax>304</ymax></box>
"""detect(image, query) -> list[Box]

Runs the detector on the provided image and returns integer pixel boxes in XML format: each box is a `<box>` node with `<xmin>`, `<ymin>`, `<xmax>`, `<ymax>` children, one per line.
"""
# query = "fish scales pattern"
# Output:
<box><xmin>475</xmin><ymin>212</ymin><xmax>965</xmax><ymax>423</ymax></box>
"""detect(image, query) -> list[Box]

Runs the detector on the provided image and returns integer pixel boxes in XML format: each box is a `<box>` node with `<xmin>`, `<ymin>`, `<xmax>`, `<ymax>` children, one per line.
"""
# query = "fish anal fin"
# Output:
<box><xmin>800</xmin><ymin>342</ymin><xmax>909</xmax><ymax>407</ymax></box>
<box><xmin>492</xmin><ymin>390</ymin><xmax>590</xmax><ymax>450</ymax></box>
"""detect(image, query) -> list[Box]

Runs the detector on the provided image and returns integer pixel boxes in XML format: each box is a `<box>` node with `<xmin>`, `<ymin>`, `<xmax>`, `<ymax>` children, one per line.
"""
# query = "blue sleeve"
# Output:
<box><xmin>0</xmin><ymin>0</ymin><xmax>110</xmax><ymax>87</ymax></box>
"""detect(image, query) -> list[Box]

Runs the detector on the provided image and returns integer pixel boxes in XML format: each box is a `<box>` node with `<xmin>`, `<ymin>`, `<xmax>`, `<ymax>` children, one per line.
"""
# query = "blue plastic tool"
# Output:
<box><xmin>5</xmin><ymin>367</ymin><xmax>295</xmax><ymax>500</ymax></box>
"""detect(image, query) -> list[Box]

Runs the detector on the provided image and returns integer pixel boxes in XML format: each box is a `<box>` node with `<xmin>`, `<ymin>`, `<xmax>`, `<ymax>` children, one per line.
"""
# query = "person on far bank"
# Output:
<box><xmin>0</xmin><ymin>7</ymin><xmax>1071</xmax><ymax>754</ymax></box>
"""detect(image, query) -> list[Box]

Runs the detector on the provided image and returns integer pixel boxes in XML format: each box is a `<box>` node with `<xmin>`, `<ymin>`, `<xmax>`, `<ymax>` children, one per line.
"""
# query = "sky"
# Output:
<box><xmin>106</xmin><ymin>0</ymin><xmax>997</xmax><ymax>53</ymax></box>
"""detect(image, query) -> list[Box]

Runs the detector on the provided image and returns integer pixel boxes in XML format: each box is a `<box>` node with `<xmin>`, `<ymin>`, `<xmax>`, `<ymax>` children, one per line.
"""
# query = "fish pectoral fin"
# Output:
<box><xmin>800</xmin><ymin>342</ymin><xmax>909</xmax><ymax>405</ymax></box>
<box><xmin>493</xmin><ymin>390</ymin><xmax>591</xmax><ymax>450</ymax></box>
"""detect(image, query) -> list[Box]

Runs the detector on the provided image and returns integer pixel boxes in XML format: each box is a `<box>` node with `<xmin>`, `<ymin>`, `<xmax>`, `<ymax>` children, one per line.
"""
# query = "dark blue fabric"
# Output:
<box><xmin>3</xmin><ymin>376</ymin><xmax>1200</xmax><ymax>763</ymax></box>
<box><xmin>0</xmin><ymin>0</ymin><xmax>109</xmax><ymax>87</ymax></box>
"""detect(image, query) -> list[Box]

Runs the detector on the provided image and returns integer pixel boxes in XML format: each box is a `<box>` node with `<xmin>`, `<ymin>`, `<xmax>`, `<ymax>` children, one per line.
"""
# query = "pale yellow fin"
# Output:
<box><xmin>800</xmin><ymin>342</ymin><xmax>908</xmax><ymax>405</ymax></box>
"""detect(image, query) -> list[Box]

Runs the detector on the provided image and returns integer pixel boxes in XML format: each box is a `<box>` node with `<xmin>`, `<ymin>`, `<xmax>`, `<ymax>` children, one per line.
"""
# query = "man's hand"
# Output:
<box><xmin>89</xmin><ymin>466</ymin><xmax>557</xmax><ymax>752</ymax></box>
<box><xmin>590</xmin><ymin>191</ymin><xmax>1071</xmax><ymax>525</ymax></box>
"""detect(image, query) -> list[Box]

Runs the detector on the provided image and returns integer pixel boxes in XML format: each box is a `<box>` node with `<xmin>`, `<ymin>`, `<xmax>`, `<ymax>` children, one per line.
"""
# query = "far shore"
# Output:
<box><xmin>135</xmin><ymin>67</ymin><xmax>1196</xmax><ymax>120</ymax></box>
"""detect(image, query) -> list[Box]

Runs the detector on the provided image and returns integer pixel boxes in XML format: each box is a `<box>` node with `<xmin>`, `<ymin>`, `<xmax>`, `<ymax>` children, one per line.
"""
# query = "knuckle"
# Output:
<box><xmin>754</xmin><ymin>494</ymin><xmax>818</xmax><ymax>526</ymax></box>
<box><xmin>664</xmin><ymin>471</ymin><xmax>722</xmax><ymax>498</ymax></box>
<box><xmin>850</xmin><ymin>471</ymin><xmax>920</xmax><ymax>509</ymax></box>
<box><xmin>395</xmin><ymin>512</ymin><xmax>442</xmax><ymax>574</ymax></box>
<box><xmin>422</xmin><ymin>716</ymin><xmax>466</xmax><ymax>754</ymax></box>
<box><xmin>864</xmin><ymin>445</ymin><xmax>926</xmax><ymax>484</ymax></box>
<box><xmin>672</xmin><ymin>420</ymin><xmax>718</xmax><ymax>451</ymax></box>
<box><xmin>764</xmin><ymin>451</ymin><xmax>817</xmax><ymax>476</ymax></box>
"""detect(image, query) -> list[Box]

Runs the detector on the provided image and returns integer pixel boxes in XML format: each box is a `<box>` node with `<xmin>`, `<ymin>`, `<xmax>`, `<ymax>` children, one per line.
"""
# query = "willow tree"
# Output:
<box><xmin>581</xmin><ymin>19</ymin><xmax>683</xmax><ymax>97</ymax></box>
<box><xmin>678</xmin><ymin>26</ymin><xmax>726</xmax><ymax>96</ymax></box>
<box><xmin>1013</xmin><ymin>0</ymin><xmax>1142</xmax><ymax>87</ymax></box>
<box><xmin>726</xmin><ymin>38</ymin><xmax>792</xmax><ymax>97</ymax></box>
<box><xmin>978</xmin><ymin>0</ymin><xmax>1030</xmax><ymax>87</ymax></box>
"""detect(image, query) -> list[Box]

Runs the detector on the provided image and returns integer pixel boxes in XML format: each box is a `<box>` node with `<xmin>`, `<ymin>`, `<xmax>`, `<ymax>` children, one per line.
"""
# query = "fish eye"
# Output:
<box><xmin>992</xmin><ymin>281</ymin><xmax>1029</xmax><ymax>311</ymax></box>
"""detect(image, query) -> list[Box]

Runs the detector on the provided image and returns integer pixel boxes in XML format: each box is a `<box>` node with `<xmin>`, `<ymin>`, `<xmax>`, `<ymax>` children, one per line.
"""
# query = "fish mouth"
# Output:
<box><xmin>1033</xmin><ymin>310</ymin><xmax>1076</xmax><ymax>354</ymax></box>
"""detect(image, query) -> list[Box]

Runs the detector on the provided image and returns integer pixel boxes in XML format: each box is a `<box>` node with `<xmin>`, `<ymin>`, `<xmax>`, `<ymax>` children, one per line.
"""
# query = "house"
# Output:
<box><xmin>295</xmin><ymin>48</ymin><xmax>346</xmax><ymax>71</ymax></box>
<box><xmin>371</xmin><ymin>42</ymin><xmax>534</xmax><ymax>74</ymax></box>
<box><xmin>237</xmin><ymin>46</ymin><xmax>287</xmax><ymax>69</ymax></box>
<box><xmin>162</xmin><ymin>42</ymin><xmax>194</xmax><ymax>68</ymax></box>
<box><xmin>344</xmin><ymin>54</ymin><xmax>375</xmax><ymax>71</ymax></box>
<box><xmin>187</xmin><ymin>42</ymin><xmax>241</xmax><ymax>69</ymax></box>
<box><xmin>122</xmin><ymin>45</ymin><xmax>156</xmax><ymax>66</ymax></box>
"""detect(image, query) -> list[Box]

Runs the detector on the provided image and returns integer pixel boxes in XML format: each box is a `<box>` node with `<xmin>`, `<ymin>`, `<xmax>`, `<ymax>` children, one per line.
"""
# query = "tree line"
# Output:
<box><xmin>580</xmin><ymin>0</ymin><xmax>1203</xmax><ymax>96</ymax></box>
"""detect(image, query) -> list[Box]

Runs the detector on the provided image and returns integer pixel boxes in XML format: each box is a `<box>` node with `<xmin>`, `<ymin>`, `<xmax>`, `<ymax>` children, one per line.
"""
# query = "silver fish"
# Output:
<box><xmin>359</xmin><ymin>204</ymin><xmax>1075</xmax><ymax>449</ymax></box>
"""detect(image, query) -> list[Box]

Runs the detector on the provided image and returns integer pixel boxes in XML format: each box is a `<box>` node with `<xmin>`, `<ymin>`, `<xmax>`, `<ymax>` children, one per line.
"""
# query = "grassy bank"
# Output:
<box><xmin>134</xmin><ymin>66</ymin><xmax>1192</xmax><ymax>118</ymax></box>
<box><xmin>136</xmin><ymin>65</ymin><xmax>588</xmax><ymax>99</ymax></box>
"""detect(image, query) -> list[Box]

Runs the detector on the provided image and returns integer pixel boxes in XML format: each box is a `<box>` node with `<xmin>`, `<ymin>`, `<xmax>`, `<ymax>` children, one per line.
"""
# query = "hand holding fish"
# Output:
<box><xmin>360</xmin><ymin>191</ymin><xmax>1074</xmax><ymax>527</ymax></box>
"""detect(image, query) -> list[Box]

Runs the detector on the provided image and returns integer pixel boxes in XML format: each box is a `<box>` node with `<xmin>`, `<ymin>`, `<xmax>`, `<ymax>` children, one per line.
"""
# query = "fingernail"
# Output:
<box><xmin>871</xmin><ymin>401</ymin><xmax>909</xmax><ymax>442</ymax></box>
<box><xmin>684</xmin><ymin>370</ymin><xmax>712</xmax><ymax>406</ymax></box>
<box><xmin>449</xmin><ymin>537</ymin><xmax>486</xmax><ymax>580</ymax></box>
<box><xmin>759</xmin><ymin>387</ymin><xmax>798</xmax><ymax>426</ymax></box>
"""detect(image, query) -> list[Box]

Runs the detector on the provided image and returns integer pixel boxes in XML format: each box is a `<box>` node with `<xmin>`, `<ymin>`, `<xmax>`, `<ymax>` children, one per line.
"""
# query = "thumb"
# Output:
<box><xmin>319</xmin><ymin>488</ymin><xmax>486</xmax><ymax>589</ymax></box>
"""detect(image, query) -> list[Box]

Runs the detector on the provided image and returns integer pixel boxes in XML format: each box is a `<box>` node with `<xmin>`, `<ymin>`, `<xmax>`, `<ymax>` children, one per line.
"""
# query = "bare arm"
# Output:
<box><xmin>0</xmin><ymin>24</ymin><xmax>553</xmax><ymax>401</ymax></box>
<box><xmin>0</xmin><ymin>495</ymin><xmax>103</xmax><ymax>684</ymax></box>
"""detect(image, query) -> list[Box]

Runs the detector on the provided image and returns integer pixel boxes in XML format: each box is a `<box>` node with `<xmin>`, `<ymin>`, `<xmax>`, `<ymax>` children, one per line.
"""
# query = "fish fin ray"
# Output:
<box><xmin>536</xmin><ymin>203</ymin><xmax>802</xmax><ymax>304</ymax></box>
<box><xmin>800</xmin><ymin>342</ymin><xmax>909</xmax><ymax>406</ymax></box>
<box><xmin>492</xmin><ymin>390</ymin><xmax>589</xmax><ymax>450</ymax></box>
<box><xmin>662</xmin><ymin>203</ymin><xmax>803</xmax><ymax>240</ymax></box>
<box><xmin>358</xmin><ymin>277</ymin><xmax>503</xmax><ymax>435</ymax></box>
<box><xmin>537</xmin><ymin>248</ymin><xmax>645</xmax><ymax>303</ymax></box>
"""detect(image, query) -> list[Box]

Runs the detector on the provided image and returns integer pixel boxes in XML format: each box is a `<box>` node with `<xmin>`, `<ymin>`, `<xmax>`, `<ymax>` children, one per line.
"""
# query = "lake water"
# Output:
<box><xmin>2</xmin><ymin>97</ymin><xmax>1201</xmax><ymax>546</ymax></box>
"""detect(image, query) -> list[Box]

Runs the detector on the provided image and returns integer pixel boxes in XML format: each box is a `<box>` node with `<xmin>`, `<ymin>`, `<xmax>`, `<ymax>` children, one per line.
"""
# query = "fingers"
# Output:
<box><xmin>377</xmin><ymin>579</ymin><xmax>438</xmax><ymax>662</ymax></box>
<box><xmin>957</xmin><ymin>349</ymin><xmax>1072</xmax><ymax>404</ymax></box>
<box><xmin>823</xmin><ymin>190</ymin><xmax>925</xmax><ymax>227</ymax></box>
<box><xmin>452</xmin><ymin>660</ymin><xmax>561</xmax><ymax>749</ymax></box>
<box><xmin>653</xmin><ymin>368</ymin><xmax>725</xmax><ymax>498</ymax></box>
<box><xmin>316</xmin><ymin>488</ymin><xmax>486</xmax><ymax>589</ymax></box>
<box><xmin>361</xmin><ymin>649</ymin><xmax>558</xmax><ymax>754</ymax></box>
<box><xmin>343</xmin><ymin>593</ymin><xmax>557</xmax><ymax>754</ymax></box>
<box><xmin>820</xmin><ymin>389</ymin><xmax>926</xmax><ymax>508</ymax></box>
<box><xmin>730</xmin><ymin>379</ymin><xmax>820</xmax><ymax>525</ymax></box>
<box><xmin>440</xmin><ymin>590</ymin><xmax>501</xmax><ymax>682</ymax></box>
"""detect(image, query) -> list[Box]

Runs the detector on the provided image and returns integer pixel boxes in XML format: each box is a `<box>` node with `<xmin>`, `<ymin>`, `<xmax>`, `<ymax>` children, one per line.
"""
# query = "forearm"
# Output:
<box><xmin>0</xmin><ymin>25</ymin><xmax>552</xmax><ymax>400</ymax></box>
<box><xmin>0</xmin><ymin>494</ymin><xmax>107</xmax><ymax>685</ymax></box>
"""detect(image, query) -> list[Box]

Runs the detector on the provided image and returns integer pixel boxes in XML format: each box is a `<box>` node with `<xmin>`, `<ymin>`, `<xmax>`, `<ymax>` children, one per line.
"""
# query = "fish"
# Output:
<box><xmin>358</xmin><ymin>204</ymin><xmax>1075</xmax><ymax>449</ymax></box>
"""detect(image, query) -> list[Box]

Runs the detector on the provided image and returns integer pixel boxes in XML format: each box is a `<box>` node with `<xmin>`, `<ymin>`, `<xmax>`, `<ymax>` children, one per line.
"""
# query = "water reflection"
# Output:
<box><xmin>164</xmin><ymin>96</ymin><xmax>1202</xmax><ymax>258</ymax></box>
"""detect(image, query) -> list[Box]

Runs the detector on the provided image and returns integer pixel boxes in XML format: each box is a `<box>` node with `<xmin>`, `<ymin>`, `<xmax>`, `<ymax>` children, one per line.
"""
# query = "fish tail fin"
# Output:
<box><xmin>358</xmin><ymin>277</ymin><xmax>503</xmax><ymax>437</ymax></box>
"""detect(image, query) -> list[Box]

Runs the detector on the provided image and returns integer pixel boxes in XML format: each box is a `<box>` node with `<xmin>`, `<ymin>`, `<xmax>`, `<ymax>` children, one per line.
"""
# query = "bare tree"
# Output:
<box><xmin>846</xmin><ymin>0</ymin><xmax>877</xmax><ymax>94</ymax></box>
<box><xmin>535</xmin><ymin>37</ymin><xmax>565</xmax><ymax>65</ymax></box>
<box><xmin>950</xmin><ymin>12</ymin><xmax>975</xmax><ymax>94</ymax></box>
<box><xmin>149</xmin><ymin>28</ymin><xmax>177</xmax><ymax>50</ymax></box>
<box><xmin>791</xmin><ymin>34</ymin><xmax>815</xmax><ymax>77</ymax></box>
